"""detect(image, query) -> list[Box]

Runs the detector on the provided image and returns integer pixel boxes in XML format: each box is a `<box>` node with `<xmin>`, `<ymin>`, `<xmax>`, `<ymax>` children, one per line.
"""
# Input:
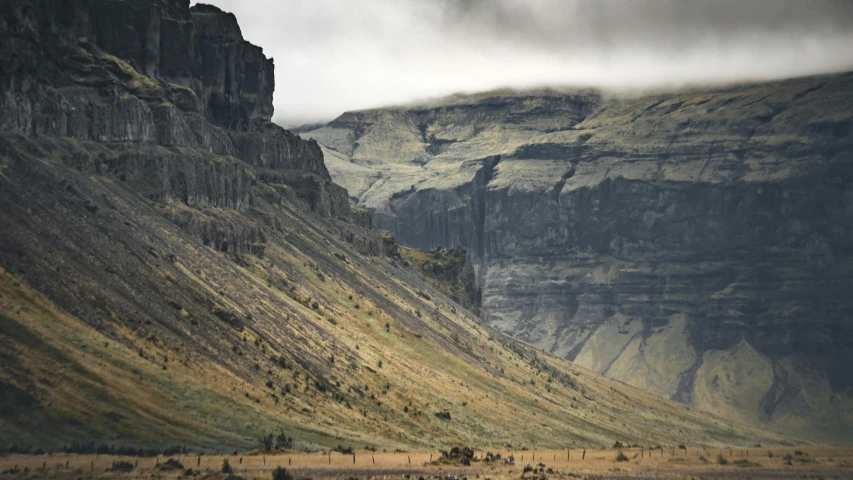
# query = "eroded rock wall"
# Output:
<box><xmin>305</xmin><ymin>77</ymin><xmax>853</xmax><ymax>441</ymax></box>
<box><xmin>0</xmin><ymin>0</ymin><xmax>347</xmax><ymax>219</ymax></box>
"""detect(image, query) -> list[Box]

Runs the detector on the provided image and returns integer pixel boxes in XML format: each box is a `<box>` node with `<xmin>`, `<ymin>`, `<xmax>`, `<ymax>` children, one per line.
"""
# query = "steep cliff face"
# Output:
<box><xmin>302</xmin><ymin>76</ymin><xmax>853</xmax><ymax>442</ymax></box>
<box><xmin>0</xmin><ymin>0</ymin><xmax>345</xmax><ymax>218</ymax></box>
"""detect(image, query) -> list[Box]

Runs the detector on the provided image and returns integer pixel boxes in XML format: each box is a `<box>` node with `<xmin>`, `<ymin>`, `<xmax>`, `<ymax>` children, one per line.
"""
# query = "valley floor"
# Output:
<box><xmin>2</xmin><ymin>446</ymin><xmax>852</xmax><ymax>480</ymax></box>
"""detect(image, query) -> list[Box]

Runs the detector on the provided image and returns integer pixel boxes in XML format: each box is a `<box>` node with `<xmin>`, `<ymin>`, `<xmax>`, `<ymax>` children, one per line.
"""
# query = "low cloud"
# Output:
<box><xmin>193</xmin><ymin>0</ymin><xmax>853</xmax><ymax>127</ymax></box>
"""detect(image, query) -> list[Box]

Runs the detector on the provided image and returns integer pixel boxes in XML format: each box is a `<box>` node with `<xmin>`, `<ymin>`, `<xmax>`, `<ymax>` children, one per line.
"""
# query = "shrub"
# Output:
<box><xmin>108</xmin><ymin>461</ymin><xmax>135</xmax><ymax>472</ymax></box>
<box><xmin>615</xmin><ymin>451</ymin><xmax>628</xmax><ymax>462</ymax></box>
<box><xmin>276</xmin><ymin>356</ymin><xmax>289</xmax><ymax>369</ymax></box>
<box><xmin>266</xmin><ymin>380</ymin><xmax>274</xmax><ymax>389</ymax></box>
<box><xmin>717</xmin><ymin>454</ymin><xmax>728</xmax><ymax>465</ymax></box>
<box><xmin>312</xmin><ymin>302</ymin><xmax>319</xmax><ymax>310</ymax></box>
<box><xmin>275</xmin><ymin>432</ymin><xmax>294</xmax><ymax>450</ymax></box>
<box><xmin>272</xmin><ymin>467</ymin><xmax>293</xmax><ymax>480</ymax></box>
<box><xmin>434</xmin><ymin>411</ymin><xmax>451</xmax><ymax>420</ymax></box>
<box><xmin>222</xmin><ymin>459</ymin><xmax>233</xmax><ymax>473</ymax></box>
<box><xmin>678</xmin><ymin>444</ymin><xmax>686</xmax><ymax>450</ymax></box>
<box><xmin>612</xmin><ymin>441</ymin><xmax>624</xmax><ymax>448</ymax></box>
<box><xmin>158</xmin><ymin>459</ymin><xmax>184</xmax><ymax>471</ymax></box>
<box><xmin>377</xmin><ymin>359</ymin><xmax>383</xmax><ymax>368</ymax></box>
<box><xmin>259</xmin><ymin>433</ymin><xmax>274</xmax><ymax>451</ymax></box>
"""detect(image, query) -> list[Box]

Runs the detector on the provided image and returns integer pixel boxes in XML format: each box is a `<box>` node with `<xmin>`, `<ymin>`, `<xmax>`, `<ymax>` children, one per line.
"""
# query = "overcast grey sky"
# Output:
<box><xmin>192</xmin><ymin>0</ymin><xmax>853</xmax><ymax>127</ymax></box>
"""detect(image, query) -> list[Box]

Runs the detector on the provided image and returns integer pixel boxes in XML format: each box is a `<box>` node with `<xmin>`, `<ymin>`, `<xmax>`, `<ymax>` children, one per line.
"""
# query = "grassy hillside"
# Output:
<box><xmin>0</xmin><ymin>132</ymin><xmax>786</xmax><ymax>452</ymax></box>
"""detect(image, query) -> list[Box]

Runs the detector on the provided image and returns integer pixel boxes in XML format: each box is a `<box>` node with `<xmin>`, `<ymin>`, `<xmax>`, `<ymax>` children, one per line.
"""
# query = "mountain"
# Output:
<box><xmin>0</xmin><ymin>0</ymin><xmax>782</xmax><ymax>452</ymax></box>
<box><xmin>301</xmin><ymin>77</ymin><xmax>853</xmax><ymax>443</ymax></box>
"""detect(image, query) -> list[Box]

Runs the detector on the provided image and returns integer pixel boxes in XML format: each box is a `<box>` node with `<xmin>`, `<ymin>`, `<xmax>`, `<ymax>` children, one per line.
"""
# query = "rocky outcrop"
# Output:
<box><xmin>398</xmin><ymin>245</ymin><xmax>482</xmax><ymax>315</ymax></box>
<box><xmin>0</xmin><ymin>0</ymin><xmax>348</xmax><ymax>219</ymax></box>
<box><xmin>302</xmin><ymin>76</ymin><xmax>853</xmax><ymax>442</ymax></box>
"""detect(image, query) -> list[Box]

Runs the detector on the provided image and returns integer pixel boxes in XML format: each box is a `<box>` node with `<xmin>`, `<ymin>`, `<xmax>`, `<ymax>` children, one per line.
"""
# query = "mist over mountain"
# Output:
<box><xmin>194</xmin><ymin>0</ymin><xmax>853</xmax><ymax>126</ymax></box>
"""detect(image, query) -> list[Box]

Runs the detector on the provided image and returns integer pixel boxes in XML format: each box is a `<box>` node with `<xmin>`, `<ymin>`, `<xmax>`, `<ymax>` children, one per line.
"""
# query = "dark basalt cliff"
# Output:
<box><xmin>0</xmin><ymin>0</ymin><xmax>348</xmax><ymax>219</ymax></box>
<box><xmin>304</xmin><ymin>78</ymin><xmax>853</xmax><ymax>442</ymax></box>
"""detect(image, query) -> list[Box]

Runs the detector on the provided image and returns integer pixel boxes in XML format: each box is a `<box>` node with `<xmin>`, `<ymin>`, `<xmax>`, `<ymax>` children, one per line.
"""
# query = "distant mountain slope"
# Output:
<box><xmin>301</xmin><ymin>76</ymin><xmax>853</xmax><ymax>442</ymax></box>
<box><xmin>0</xmin><ymin>0</ymin><xmax>781</xmax><ymax>451</ymax></box>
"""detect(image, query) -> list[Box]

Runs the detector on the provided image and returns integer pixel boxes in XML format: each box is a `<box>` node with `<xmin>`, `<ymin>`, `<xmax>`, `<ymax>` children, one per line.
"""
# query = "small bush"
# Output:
<box><xmin>108</xmin><ymin>461</ymin><xmax>135</xmax><ymax>472</ymax></box>
<box><xmin>434</xmin><ymin>411</ymin><xmax>451</xmax><ymax>420</ymax></box>
<box><xmin>312</xmin><ymin>302</ymin><xmax>319</xmax><ymax>310</ymax></box>
<box><xmin>275</xmin><ymin>432</ymin><xmax>295</xmax><ymax>450</ymax></box>
<box><xmin>678</xmin><ymin>444</ymin><xmax>686</xmax><ymax>450</ymax></box>
<box><xmin>615</xmin><ymin>451</ymin><xmax>628</xmax><ymax>462</ymax></box>
<box><xmin>717</xmin><ymin>454</ymin><xmax>728</xmax><ymax>465</ymax></box>
<box><xmin>222</xmin><ymin>458</ymin><xmax>232</xmax><ymax>473</ymax></box>
<box><xmin>272</xmin><ymin>467</ymin><xmax>294</xmax><ymax>480</ymax></box>
<box><xmin>158</xmin><ymin>459</ymin><xmax>184</xmax><ymax>471</ymax></box>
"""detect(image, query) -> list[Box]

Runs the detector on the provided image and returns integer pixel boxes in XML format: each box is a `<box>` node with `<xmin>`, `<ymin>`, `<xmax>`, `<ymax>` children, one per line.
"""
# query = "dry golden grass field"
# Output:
<box><xmin>2</xmin><ymin>446</ymin><xmax>852</xmax><ymax>480</ymax></box>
